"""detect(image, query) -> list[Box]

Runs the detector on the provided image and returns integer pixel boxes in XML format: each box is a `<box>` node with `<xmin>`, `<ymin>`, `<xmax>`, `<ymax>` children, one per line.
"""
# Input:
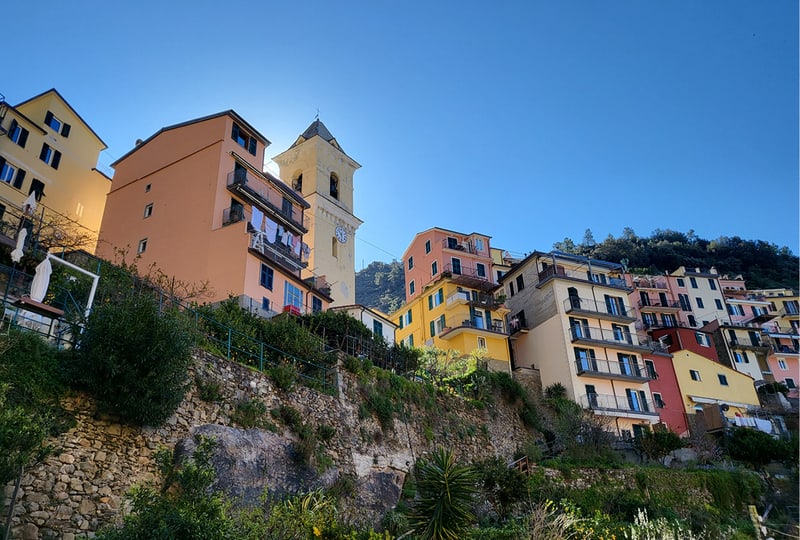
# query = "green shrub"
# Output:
<box><xmin>195</xmin><ymin>375</ymin><xmax>222</xmax><ymax>402</ymax></box>
<box><xmin>74</xmin><ymin>294</ymin><xmax>194</xmax><ymax>425</ymax></box>
<box><xmin>231</xmin><ymin>399</ymin><xmax>271</xmax><ymax>429</ymax></box>
<box><xmin>317</xmin><ymin>424</ymin><xmax>336</xmax><ymax>442</ymax></box>
<box><xmin>267</xmin><ymin>363</ymin><xmax>297</xmax><ymax>391</ymax></box>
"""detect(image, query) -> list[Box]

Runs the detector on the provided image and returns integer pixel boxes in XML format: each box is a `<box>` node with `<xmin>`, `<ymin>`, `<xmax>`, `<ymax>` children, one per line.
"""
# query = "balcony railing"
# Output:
<box><xmin>579</xmin><ymin>393</ymin><xmax>659</xmax><ymax>416</ymax></box>
<box><xmin>458</xmin><ymin>318</ymin><xmax>506</xmax><ymax>334</ymax></box>
<box><xmin>222</xmin><ymin>206</ymin><xmax>245</xmax><ymax>226</ymax></box>
<box><xmin>537</xmin><ymin>265</ymin><xmax>631</xmax><ymax>291</ymax></box>
<box><xmin>227</xmin><ymin>170</ymin><xmax>306</xmax><ymax>232</ymax></box>
<box><xmin>249</xmin><ymin>231</ymin><xmax>306</xmax><ymax>276</ymax></box>
<box><xmin>441</xmin><ymin>263</ymin><xmax>495</xmax><ymax>291</ymax></box>
<box><xmin>447</xmin><ymin>290</ymin><xmax>504</xmax><ymax>310</ymax></box>
<box><xmin>564</xmin><ymin>297</ymin><xmax>636</xmax><ymax>320</ymax></box>
<box><xmin>728</xmin><ymin>338</ymin><xmax>768</xmax><ymax>351</ymax></box>
<box><xmin>575</xmin><ymin>359</ymin><xmax>656</xmax><ymax>381</ymax></box>
<box><xmin>638</xmin><ymin>298</ymin><xmax>681</xmax><ymax>310</ymax></box>
<box><xmin>507</xmin><ymin>311</ymin><xmax>529</xmax><ymax>336</ymax></box>
<box><xmin>441</xmin><ymin>238</ymin><xmax>479</xmax><ymax>254</ymax></box>
<box><xmin>632</xmin><ymin>278</ymin><xmax>668</xmax><ymax>290</ymax></box>
<box><xmin>570</xmin><ymin>325</ymin><xmax>669</xmax><ymax>354</ymax></box>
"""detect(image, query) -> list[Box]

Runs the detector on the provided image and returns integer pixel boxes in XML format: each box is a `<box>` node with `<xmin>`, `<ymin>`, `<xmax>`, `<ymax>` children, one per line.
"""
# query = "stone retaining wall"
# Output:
<box><xmin>3</xmin><ymin>350</ymin><xmax>529</xmax><ymax>538</ymax></box>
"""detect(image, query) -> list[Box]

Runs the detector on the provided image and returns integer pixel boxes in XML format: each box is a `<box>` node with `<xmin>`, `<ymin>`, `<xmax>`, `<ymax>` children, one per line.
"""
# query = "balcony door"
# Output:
<box><xmin>585</xmin><ymin>385</ymin><xmax>598</xmax><ymax>407</ymax></box>
<box><xmin>451</xmin><ymin>257</ymin><xmax>462</xmax><ymax>275</ymax></box>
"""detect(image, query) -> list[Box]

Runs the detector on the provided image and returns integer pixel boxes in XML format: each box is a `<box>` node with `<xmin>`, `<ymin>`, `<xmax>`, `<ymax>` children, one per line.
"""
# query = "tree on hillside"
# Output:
<box><xmin>355</xmin><ymin>260</ymin><xmax>405</xmax><ymax>314</ymax></box>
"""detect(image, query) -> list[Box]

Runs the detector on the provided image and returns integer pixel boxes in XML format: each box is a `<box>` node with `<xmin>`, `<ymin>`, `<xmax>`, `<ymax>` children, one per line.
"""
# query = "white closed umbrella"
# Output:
<box><xmin>30</xmin><ymin>257</ymin><xmax>52</xmax><ymax>302</ymax></box>
<box><xmin>22</xmin><ymin>192</ymin><xmax>37</xmax><ymax>215</ymax></box>
<box><xmin>10</xmin><ymin>228</ymin><xmax>27</xmax><ymax>263</ymax></box>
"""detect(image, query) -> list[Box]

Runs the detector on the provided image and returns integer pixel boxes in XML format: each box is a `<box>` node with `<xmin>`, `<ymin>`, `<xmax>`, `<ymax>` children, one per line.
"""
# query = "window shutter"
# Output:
<box><xmin>429</xmin><ymin>321</ymin><xmax>435</xmax><ymax>337</ymax></box>
<box><xmin>51</xmin><ymin>151</ymin><xmax>61</xmax><ymax>169</ymax></box>
<box><xmin>0</xmin><ymin>156</ymin><xmax>6</xmax><ymax>171</ymax></box>
<box><xmin>61</xmin><ymin>123</ymin><xmax>71</xmax><ymax>137</ymax></box>
<box><xmin>440</xmin><ymin>314</ymin><xmax>446</xmax><ymax>328</ymax></box>
<box><xmin>40</xmin><ymin>143</ymin><xmax>50</xmax><ymax>161</ymax></box>
<box><xmin>231</xmin><ymin>123</ymin><xmax>239</xmax><ymax>140</ymax></box>
<box><xmin>7</xmin><ymin>119</ymin><xmax>17</xmax><ymax>138</ymax></box>
<box><xmin>44</xmin><ymin>111</ymin><xmax>54</xmax><ymax>126</ymax></box>
<box><xmin>18</xmin><ymin>128</ymin><xmax>28</xmax><ymax>148</ymax></box>
<box><xmin>248</xmin><ymin>137</ymin><xmax>256</xmax><ymax>155</ymax></box>
<box><xmin>428</xmin><ymin>296</ymin><xmax>433</xmax><ymax>310</ymax></box>
<box><xmin>13</xmin><ymin>169</ymin><xmax>25</xmax><ymax>189</ymax></box>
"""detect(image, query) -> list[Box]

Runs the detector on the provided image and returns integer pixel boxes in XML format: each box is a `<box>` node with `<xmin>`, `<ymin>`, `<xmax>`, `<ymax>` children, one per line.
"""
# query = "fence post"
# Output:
<box><xmin>259</xmin><ymin>342</ymin><xmax>264</xmax><ymax>371</ymax></box>
<box><xmin>227</xmin><ymin>328</ymin><xmax>232</xmax><ymax>359</ymax></box>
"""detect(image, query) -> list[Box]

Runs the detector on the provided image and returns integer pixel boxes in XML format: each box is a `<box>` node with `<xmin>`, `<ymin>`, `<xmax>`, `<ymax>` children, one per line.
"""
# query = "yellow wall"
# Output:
<box><xmin>672</xmin><ymin>349</ymin><xmax>759</xmax><ymax>418</ymax></box>
<box><xmin>0</xmin><ymin>90</ymin><xmax>109</xmax><ymax>250</ymax></box>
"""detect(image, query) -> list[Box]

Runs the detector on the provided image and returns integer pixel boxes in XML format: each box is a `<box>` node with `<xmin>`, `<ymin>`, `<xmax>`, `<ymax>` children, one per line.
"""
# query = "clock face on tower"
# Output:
<box><xmin>335</xmin><ymin>225</ymin><xmax>348</xmax><ymax>244</ymax></box>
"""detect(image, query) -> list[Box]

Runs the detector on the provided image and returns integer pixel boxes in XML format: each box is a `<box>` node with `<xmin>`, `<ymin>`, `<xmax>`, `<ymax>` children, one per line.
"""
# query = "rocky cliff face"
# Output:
<box><xmin>2</xmin><ymin>350</ymin><xmax>529</xmax><ymax>538</ymax></box>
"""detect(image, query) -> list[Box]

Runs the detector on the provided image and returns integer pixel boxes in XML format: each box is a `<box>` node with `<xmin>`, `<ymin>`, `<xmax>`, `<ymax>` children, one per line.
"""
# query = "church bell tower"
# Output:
<box><xmin>273</xmin><ymin>120</ymin><xmax>362</xmax><ymax>306</ymax></box>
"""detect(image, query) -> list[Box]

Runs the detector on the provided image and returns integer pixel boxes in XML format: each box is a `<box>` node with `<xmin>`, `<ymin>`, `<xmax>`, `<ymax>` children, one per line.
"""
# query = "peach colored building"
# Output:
<box><xmin>754</xmin><ymin>289</ymin><xmax>799</xmax><ymax>396</ymax></box>
<box><xmin>96</xmin><ymin>111</ymin><xmax>331</xmax><ymax>315</ymax></box>
<box><xmin>502</xmin><ymin>251</ymin><xmax>668</xmax><ymax>437</ymax></box>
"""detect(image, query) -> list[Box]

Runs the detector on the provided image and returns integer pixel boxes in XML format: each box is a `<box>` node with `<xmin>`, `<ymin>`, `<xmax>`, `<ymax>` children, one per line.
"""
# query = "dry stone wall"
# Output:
<box><xmin>3</xmin><ymin>350</ymin><xmax>530</xmax><ymax>538</ymax></box>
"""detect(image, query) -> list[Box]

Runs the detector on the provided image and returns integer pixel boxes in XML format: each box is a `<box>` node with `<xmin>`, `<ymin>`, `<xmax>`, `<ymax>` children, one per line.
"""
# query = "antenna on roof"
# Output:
<box><xmin>315</xmin><ymin>108</ymin><xmax>320</xmax><ymax>121</ymax></box>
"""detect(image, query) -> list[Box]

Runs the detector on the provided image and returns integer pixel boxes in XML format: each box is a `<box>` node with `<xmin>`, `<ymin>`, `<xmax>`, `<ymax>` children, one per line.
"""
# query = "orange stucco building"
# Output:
<box><xmin>96</xmin><ymin>111</ymin><xmax>332</xmax><ymax>315</ymax></box>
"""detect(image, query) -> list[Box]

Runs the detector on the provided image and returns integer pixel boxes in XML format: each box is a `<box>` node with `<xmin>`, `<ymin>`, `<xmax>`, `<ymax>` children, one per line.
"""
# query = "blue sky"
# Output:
<box><xmin>6</xmin><ymin>0</ymin><xmax>798</xmax><ymax>267</ymax></box>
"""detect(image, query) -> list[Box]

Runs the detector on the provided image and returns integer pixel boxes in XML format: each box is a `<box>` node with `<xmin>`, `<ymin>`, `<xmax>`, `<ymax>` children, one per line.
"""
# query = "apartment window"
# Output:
<box><xmin>0</xmin><ymin>160</ymin><xmax>24</xmax><ymax>189</ymax></box>
<box><xmin>145</xmin><ymin>183</ymin><xmax>151</xmax><ymax>192</ymax></box>
<box><xmin>661</xmin><ymin>314</ymin><xmax>677</xmax><ymax>327</ymax></box>
<box><xmin>311</xmin><ymin>296</ymin><xmax>323</xmax><ymax>314</ymax></box>
<box><xmin>508</xmin><ymin>282</ymin><xmax>515</xmax><ymax>297</ymax></box>
<box><xmin>695</xmin><ymin>297</ymin><xmax>704</xmax><ymax>309</ymax></box>
<box><xmin>785</xmin><ymin>378</ymin><xmax>796</xmax><ymax>389</ymax></box>
<box><xmin>408</xmin><ymin>257</ymin><xmax>414</xmax><ymax>270</ymax></box>
<box><xmin>688</xmin><ymin>314</ymin><xmax>697</xmax><ymax>326</ymax></box>
<box><xmin>447</xmin><ymin>237</ymin><xmax>458</xmax><ymax>249</ymax></box>
<box><xmin>281</xmin><ymin>197</ymin><xmax>293</xmax><ymax>217</ymax></box>
<box><xmin>516</xmin><ymin>275</ymin><xmax>525</xmax><ymax>291</ymax></box>
<box><xmin>678</xmin><ymin>294</ymin><xmax>691</xmax><ymax>311</ymax></box>
<box><xmin>137</xmin><ymin>238</ymin><xmax>148</xmax><ymax>254</ymax></box>
<box><xmin>496</xmin><ymin>270</ymin><xmax>504</xmax><ymax>281</ymax></box>
<box><xmin>409</xmin><ymin>281</ymin><xmax>415</xmax><ymax>295</ymax></box>
<box><xmin>425</xmin><ymin>240</ymin><xmax>431</xmax><ymax>254</ymax></box>
<box><xmin>625</xmin><ymin>389</ymin><xmax>649</xmax><ymax>412</ymax></box>
<box><xmin>259</xmin><ymin>264</ymin><xmax>274</xmax><ymax>290</ymax></box>
<box><xmin>642</xmin><ymin>312</ymin><xmax>657</xmax><ymax>328</ymax></box>
<box><xmin>476</xmin><ymin>262</ymin><xmax>486</xmax><ymax>278</ymax></box>
<box><xmin>431</xmin><ymin>260</ymin><xmax>438</xmax><ymax>276</ymax></box>
<box><xmin>477</xmin><ymin>336</ymin><xmax>487</xmax><ymax>349</ymax></box>
<box><xmin>475</xmin><ymin>238</ymin><xmax>485</xmax><ymax>251</ymax></box>
<box><xmin>690</xmin><ymin>369</ymin><xmax>701</xmax><ymax>381</ymax></box>
<box><xmin>405</xmin><ymin>334</ymin><xmax>414</xmax><ymax>347</ymax></box>
<box><xmin>451</xmin><ymin>257</ymin><xmax>462</xmax><ymax>274</ymax></box>
<box><xmin>778</xmin><ymin>359</ymin><xmax>787</xmax><ymax>370</ymax></box>
<box><xmin>428</xmin><ymin>288</ymin><xmax>444</xmax><ymax>309</ymax></box>
<box><xmin>689</xmin><ymin>277</ymin><xmax>698</xmax><ymax>288</ymax></box>
<box><xmin>284</xmin><ymin>282</ymin><xmax>303</xmax><ymax>310</ymax></box>
<box><xmin>733</xmin><ymin>351</ymin><xmax>745</xmax><ymax>363</ymax></box>
<box><xmin>404</xmin><ymin>309</ymin><xmax>412</xmax><ymax>326</ymax></box>
<box><xmin>7</xmin><ymin>119</ymin><xmax>29</xmax><ymax>147</ymax></box>
<box><xmin>653</xmin><ymin>393</ymin><xmax>665</xmax><ymax>408</ymax></box>
<box><xmin>39</xmin><ymin>143</ymin><xmax>61</xmax><ymax>169</ymax></box>
<box><xmin>708</xmin><ymin>279</ymin><xmax>717</xmax><ymax>290</ymax></box>
<box><xmin>588</xmin><ymin>271</ymin><xmax>607</xmax><ymax>284</ymax></box>
<box><xmin>728</xmin><ymin>304</ymin><xmax>745</xmax><ymax>316</ymax></box>
<box><xmin>694</xmin><ymin>332</ymin><xmax>710</xmax><ymax>347</ymax></box>
<box><xmin>714</xmin><ymin>299</ymin><xmax>723</xmax><ymax>310</ymax></box>
<box><xmin>26</xmin><ymin>179</ymin><xmax>44</xmax><ymax>201</ymax></box>
<box><xmin>676</xmin><ymin>278</ymin><xmax>685</xmax><ymax>287</ymax></box>
<box><xmin>44</xmin><ymin>110</ymin><xmax>70</xmax><ymax>136</ymax></box>
<box><xmin>373</xmin><ymin>320</ymin><xmax>383</xmax><ymax>337</ymax></box>
<box><xmin>398</xmin><ymin>315</ymin><xmax>404</xmax><ymax>330</ymax></box>
<box><xmin>231</xmin><ymin>123</ymin><xmax>257</xmax><ymax>155</ymax></box>
<box><xmin>613</xmin><ymin>323</ymin><xmax>632</xmax><ymax>343</ymax></box>
<box><xmin>261</xmin><ymin>297</ymin><xmax>270</xmax><ymax>312</ymax></box>
<box><xmin>143</xmin><ymin>203</ymin><xmax>153</xmax><ymax>218</ymax></box>
<box><xmin>784</xmin><ymin>300</ymin><xmax>800</xmax><ymax>315</ymax></box>
<box><xmin>606</xmin><ymin>295</ymin><xmax>625</xmax><ymax>316</ymax></box>
<box><xmin>617</xmin><ymin>353</ymin><xmax>636</xmax><ymax>375</ymax></box>
<box><xmin>574</xmin><ymin>347</ymin><xmax>597</xmax><ymax>371</ymax></box>
<box><xmin>645</xmin><ymin>359</ymin><xmax>656</xmax><ymax>378</ymax></box>
<box><xmin>718</xmin><ymin>374</ymin><xmax>729</xmax><ymax>386</ymax></box>
<box><xmin>329</xmin><ymin>173</ymin><xmax>339</xmax><ymax>200</ymax></box>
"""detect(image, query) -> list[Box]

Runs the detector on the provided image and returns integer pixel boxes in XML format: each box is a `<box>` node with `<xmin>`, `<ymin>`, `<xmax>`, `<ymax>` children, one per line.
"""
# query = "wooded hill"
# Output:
<box><xmin>355</xmin><ymin>229</ymin><xmax>798</xmax><ymax>312</ymax></box>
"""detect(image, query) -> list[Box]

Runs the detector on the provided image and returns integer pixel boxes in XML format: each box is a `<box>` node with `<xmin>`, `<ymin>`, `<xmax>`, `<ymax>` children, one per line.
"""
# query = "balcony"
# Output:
<box><xmin>632</xmin><ymin>278</ymin><xmax>668</xmax><ymax>290</ymax></box>
<box><xmin>227</xmin><ymin>170</ymin><xmax>307</xmax><ymax>233</ymax></box>
<box><xmin>440</xmin><ymin>318</ymin><xmax>507</xmax><ymax>339</ymax></box>
<box><xmin>222</xmin><ymin>205</ymin><xmax>245</xmax><ymax>226</ymax></box>
<box><xmin>441</xmin><ymin>238</ymin><xmax>480</xmax><ymax>254</ymax></box>
<box><xmin>575</xmin><ymin>359</ymin><xmax>656</xmax><ymax>382</ymax></box>
<box><xmin>579</xmin><ymin>393</ymin><xmax>659</xmax><ymax>418</ymax></box>
<box><xmin>249</xmin><ymin>231</ymin><xmax>306</xmax><ymax>277</ymax></box>
<box><xmin>563</xmin><ymin>297</ymin><xmax>637</xmax><ymax>323</ymax></box>
<box><xmin>447</xmin><ymin>290</ymin><xmax>505</xmax><ymax>310</ymax></box>
<box><xmin>537</xmin><ymin>265</ymin><xmax>632</xmax><ymax>292</ymax></box>
<box><xmin>637</xmin><ymin>298</ymin><xmax>681</xmax><ymax>312</ymax></box>
<box><xmin>570</xmin><ymin>325</ymin><xmax>669</xmax><ymax>355</ymax></box>
<box><xmin>507</xmin><ymin>311</ymin><xmax>529</xmax><ymax>338</ymax></box>
<box><xmin>441</xmin><ymin>263</ymin><xmax>496</xmax><ymax>292</ymax></box>
<box><xmin>728</xmin><ymin>338</ymin><xmax>769</xmax><ymax>354</ymax></box>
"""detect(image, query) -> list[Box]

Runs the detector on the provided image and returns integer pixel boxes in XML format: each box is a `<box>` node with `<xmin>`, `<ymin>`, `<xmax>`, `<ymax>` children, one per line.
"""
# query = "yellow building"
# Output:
<box><xmin>273</xmin><ymin>121</ymin><xmax>362</xmax><ymax>306</ymax></box>
<box><xmin>672</xmin><ymin>349</ymin><xmax>760</xmax><ymax>421</ymax></box>
<box><xmin>0</xmin><ymin>89</ymin><xmax>109</xmax><ymax>252</ymax></box>
<box><xmin>394</xmin><ymin>228</ymin><xmax>511</xmax><ymax>372</ymax></box>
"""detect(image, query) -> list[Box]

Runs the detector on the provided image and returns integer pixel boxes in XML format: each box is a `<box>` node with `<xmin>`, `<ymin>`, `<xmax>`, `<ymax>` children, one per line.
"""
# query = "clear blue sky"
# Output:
<box><xmin>6</xmin><ymin>0</ymin><xmax>798</xmax><ymax>267</ymax></box>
